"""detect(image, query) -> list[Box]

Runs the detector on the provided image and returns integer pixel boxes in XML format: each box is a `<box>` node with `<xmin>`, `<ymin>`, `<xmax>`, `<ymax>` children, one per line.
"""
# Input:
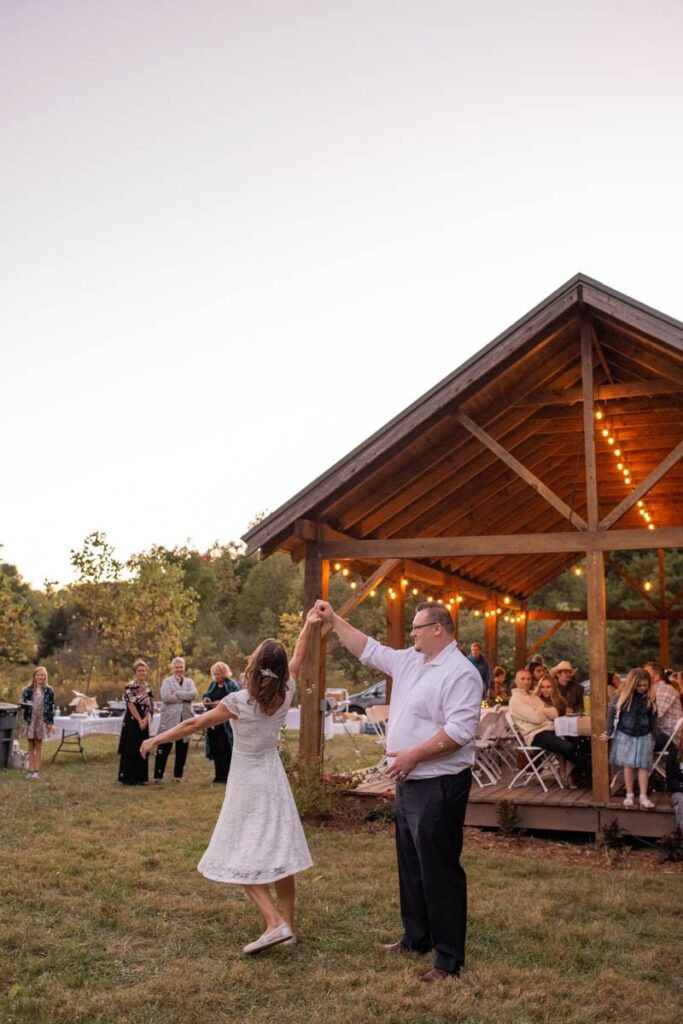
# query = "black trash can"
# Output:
<box><xmin>0</xmin><ymin>703</ymin><xmax>19</xmax><ymax>769</ymax></box>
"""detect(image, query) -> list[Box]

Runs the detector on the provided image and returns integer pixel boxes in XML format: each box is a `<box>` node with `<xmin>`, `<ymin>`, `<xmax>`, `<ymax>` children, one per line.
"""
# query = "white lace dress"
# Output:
<box><xmin>197</xmin><ymin>678</ymin><xmax>313</xmax><ymax>885</ymax></box>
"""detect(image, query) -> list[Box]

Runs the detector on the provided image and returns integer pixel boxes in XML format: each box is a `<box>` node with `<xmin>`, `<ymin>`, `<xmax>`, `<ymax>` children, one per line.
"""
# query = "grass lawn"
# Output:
<box><xmin>2</xmin><ymin>733</ymin><xmax>682</xmax><ymax>1024</ymax></box>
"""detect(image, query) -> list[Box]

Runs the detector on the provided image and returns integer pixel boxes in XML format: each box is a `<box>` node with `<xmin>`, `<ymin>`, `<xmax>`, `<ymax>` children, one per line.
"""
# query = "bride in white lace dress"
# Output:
<box><xmin>141</xmin><ymin>608</ymin><xmax>320</xmax><ymax>954</ymax></box>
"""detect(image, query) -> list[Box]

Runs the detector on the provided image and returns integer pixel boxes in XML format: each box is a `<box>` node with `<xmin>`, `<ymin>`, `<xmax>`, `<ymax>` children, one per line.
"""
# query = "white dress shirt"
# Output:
<box><xmin>360</xmin><ymin>638</ymin><xmax>482</xmax><ymax>778</ymax></box>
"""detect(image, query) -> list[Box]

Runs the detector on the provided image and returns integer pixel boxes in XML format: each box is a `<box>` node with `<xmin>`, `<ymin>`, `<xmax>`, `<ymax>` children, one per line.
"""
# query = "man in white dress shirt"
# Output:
<box><xmin>315</xmin><ymin>599</ymin><xmax>481</xmax><ymax>983</ymax></box>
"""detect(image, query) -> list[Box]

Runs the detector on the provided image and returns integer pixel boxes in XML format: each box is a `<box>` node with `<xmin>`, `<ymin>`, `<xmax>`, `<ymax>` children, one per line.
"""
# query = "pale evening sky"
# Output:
<box><xmin>2</xmin><ymin>0</ymin><xmax>683</xmax><ymax>586</ymax></box>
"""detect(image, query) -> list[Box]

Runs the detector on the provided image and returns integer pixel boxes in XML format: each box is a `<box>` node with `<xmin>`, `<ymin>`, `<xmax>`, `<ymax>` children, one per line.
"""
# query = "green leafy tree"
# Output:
<box><xmin>0</xmin><ymin>562</ymin><xmax>38</xmax><ymax>664</ymax></box>
<box><xmin>108</xmin><ymin>550</ymin><xmax>199</xmax><ymax>683</ymax></box>
<box><xmin>68</xmin><ymin>532</ymin><xmax>122</xmax><ymax>688</ymax></box>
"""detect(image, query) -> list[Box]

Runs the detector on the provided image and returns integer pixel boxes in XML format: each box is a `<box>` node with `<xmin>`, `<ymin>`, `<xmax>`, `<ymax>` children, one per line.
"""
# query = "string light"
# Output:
<box><xmin>474</xmin><ymin>610</ymin><xmax>480</xmax><ymax>617</ymax></box>
<box><xmin>401</xmin><ymin>577</ymin><xmax>408</xmax><ymax>587</ymax></box>
<box><xmin>342</xmin><ymin>568</ymin><xmax>350</xmax><ymax>577</ymax></box>
<box><xmin>349</xmin><ymin>581</ymin><xmax>357</xmax><ymax>590</ymax></box>
<box><xmin>333</xmin><ymin>563</ymin><xmax>341</xmax><ymax>571</ymax></box>
<box><xmin>643</xmin><ymin>581</ymin><xmax>653</xmax><ymax>592</ymax></box>
<box><xmin>573</xmin><ymin>565</ymin><xmax>583</xmax><ymax>577</ymax></box>
<box><xmin>503</xmin><ymin>596</ymin><xmax>511</xmax><ymax>605</ymax></box>
<box><xmin>369</xmin><ymin>589</ymin><xmax>376</xmax><ymax>598</ymax></box>
<box><xmin>596</xmin><ymin>407</ymin><xmax>656</xmax><ymax>532</ymax></box>
<box><xmin>457</xmin><ymin>595</ymin><xmax>463</xmax><ymax>603</ymax></box>
<box><xmin>427</xmin><ymin>595</ymin><xmax>434</xmax><ymax>603</ymax></box>
<box><xmin>411</xmin><ymin>587</ymin><xmax>419</xmax><ymax>596</ymax></box>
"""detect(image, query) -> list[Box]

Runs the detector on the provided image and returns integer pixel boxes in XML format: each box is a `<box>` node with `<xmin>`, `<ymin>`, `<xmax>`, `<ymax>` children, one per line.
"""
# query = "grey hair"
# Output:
<box><xmin>171</xmin><ymin>657</ymin><xmax>185</xmax><ymax>667</ymax></box>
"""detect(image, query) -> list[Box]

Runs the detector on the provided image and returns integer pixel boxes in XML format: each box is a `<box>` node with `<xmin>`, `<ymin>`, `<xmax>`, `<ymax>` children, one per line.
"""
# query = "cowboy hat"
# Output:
<box><xmin>551</xmin><ymin>660</ymin><xmax>576</xmax><ymax>676</ymax></box>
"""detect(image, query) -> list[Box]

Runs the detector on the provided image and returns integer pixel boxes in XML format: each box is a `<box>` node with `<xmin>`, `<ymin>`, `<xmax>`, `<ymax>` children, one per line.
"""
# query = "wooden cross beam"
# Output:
<box><xmin>599</xmin><ymin>437</ymin><xmax>683</xmax><ymax>530</ymax></box>
<box><xmin>456</xmin><ymin>410</ymin><xmax>588</xmax><ymax>530</ymax></box>
<box><xmin>317</xmin><ymin>527</ymin><xmax>683</xmax><ymax>559</ymax></box>
<box><xmin>604</xmin><ymin>554</ymin><xmax>660</xmax><ymax>612</ymax></box>
<box><xmin>525</xmin><ymin>620</ymin><xmax>566</xmax><ymax>659</ymax></box>
<box><xmin>321</xmin><ymin>559</ymin><xmax>400</xmax><ymax>636</ymax></box>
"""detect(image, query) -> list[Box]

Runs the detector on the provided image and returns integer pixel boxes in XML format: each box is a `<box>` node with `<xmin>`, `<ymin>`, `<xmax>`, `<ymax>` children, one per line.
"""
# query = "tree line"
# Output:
<box><xmin>1</xmin><ymin>533</ymin><xmax>681</xmax><ymax>703</ymax></box>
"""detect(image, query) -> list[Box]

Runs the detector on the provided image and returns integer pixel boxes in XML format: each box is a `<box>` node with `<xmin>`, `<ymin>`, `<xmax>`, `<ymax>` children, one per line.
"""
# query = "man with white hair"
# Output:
<box><xmin>154</xmin><ymin>657</ymin><xmax>198</xmax><ymax>782</ymax></box>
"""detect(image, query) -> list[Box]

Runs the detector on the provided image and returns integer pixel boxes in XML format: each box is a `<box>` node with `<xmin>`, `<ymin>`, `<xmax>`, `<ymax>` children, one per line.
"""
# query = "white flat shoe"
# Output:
<box><xmin>639</xmin><ymin>795</ymin><xmax>655</xmax><ymax>809</ymax></box>
<box><xmin>242</xmin><ymin>923</ymin><xmax>293</xmax><ymax>955</ymax></box>
<box><xmin>281</xmin><ymin>935</ymin><xmax>296</xmax><ymax>947</ymax></box>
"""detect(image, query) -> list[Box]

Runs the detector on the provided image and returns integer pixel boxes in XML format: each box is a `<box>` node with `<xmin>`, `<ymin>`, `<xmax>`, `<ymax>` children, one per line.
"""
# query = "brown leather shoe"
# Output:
<box><xmin>419</xmin><ymin>968</ymin><xmax>457</xmax><ymax>983</ymax></box>
<box><xmin>380</xmin><ymin>941</ymin><xmax>410</xmax><ymax>954</ymax></box>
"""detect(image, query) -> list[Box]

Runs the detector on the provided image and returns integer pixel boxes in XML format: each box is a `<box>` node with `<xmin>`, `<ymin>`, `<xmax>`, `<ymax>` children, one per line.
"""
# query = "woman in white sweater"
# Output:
<box><xmin>509</xmin><ymin>668</ymin><xmax>578</xmax><ymax>787</ymax></box>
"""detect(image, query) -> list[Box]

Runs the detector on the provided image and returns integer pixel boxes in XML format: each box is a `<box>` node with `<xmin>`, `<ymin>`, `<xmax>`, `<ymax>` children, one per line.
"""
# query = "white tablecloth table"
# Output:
<box><xmin>46</xmin><ymin>714</ymin><xmax>162</xmax><ymax>761</ymax></box>
<box><xmin>554</xmin><ymin>715</ymin><xmax>591</xmax><ymax>738</ymax></box>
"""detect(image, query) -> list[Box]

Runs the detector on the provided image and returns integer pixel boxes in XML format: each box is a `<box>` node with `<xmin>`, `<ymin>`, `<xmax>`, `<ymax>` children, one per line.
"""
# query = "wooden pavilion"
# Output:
<box><xmin>243</xmin><ymin>273</ymin><xmax>683</xmax><ymax>814</ymax></box>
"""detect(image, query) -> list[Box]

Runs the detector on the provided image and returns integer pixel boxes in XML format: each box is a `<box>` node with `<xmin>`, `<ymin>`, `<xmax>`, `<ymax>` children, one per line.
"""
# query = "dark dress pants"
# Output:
<box><xmin>154</xmin><ymin>739</ymin><xmax>189</xmax><ymax>780</ymax></box>
<box><xmin>394</xmin><ymin>769</ymin><xmax>471</xmax><ymax>975</ymax></box>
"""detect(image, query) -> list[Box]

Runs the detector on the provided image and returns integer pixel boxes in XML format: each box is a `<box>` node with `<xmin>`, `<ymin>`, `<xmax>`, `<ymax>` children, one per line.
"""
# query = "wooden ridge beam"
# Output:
<box><xmin>599</xmin><ymin>437</ymin><xmax>683</xmax><ymax>530</ymax></box>
<box><xmin>318</xmin><ymin>527</ymin><xmax>683</xmax><ymax>559</ymax></box>
<box><xmin>456</xmin><ymin>410</ymin><xmax>588</xmax><ymax>531</ymax></box>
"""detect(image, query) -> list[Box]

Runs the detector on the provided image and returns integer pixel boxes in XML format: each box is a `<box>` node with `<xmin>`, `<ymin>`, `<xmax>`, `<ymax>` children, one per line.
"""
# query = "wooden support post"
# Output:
<box><xmin>385</xmin><ymin>581</ymin><xmax>405</xmax><ymax>703</ymax></box>
<box><xmin>658</xmin><ymin>549</ymin><xmax>669</xmax><ymax>667</ymax></box>
<box><xmin>452</xmin><ymin>601</ymin><xmax>460</xmax><ymax>644</ymax></box>
<box><xmin>515</xmin><ymin>610</ymin><xmax>528</xmax><ymax>669</ymax></box>
<box><xmin>299</xmin><ymin>543</ymin><xmax>328</xmax><ymax>762</ymax></box>
<box><xmin>485</xmin><ymin>605</ymin><xmax>498</xmax><ymax>672</ymax></box>
<box><xmin>586</xmin><ymin>550</ymin><xmax>609</xmax><ymax>805</ymax></box>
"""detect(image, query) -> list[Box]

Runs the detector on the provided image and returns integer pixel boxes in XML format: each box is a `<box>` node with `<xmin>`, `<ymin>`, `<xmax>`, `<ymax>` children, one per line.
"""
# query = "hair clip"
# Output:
<box><xmin>259</xmin><ymin>667</ymin><xmax>279</xmax><ymax>680</ymax></box>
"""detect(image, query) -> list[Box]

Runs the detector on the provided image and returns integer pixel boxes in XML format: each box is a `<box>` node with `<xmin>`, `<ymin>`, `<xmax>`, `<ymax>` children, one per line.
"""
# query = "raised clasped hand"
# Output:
<box><xmin>314</xmin><ymin>600</ymin><xmax>334</xmax><ymax>623</ymax></box>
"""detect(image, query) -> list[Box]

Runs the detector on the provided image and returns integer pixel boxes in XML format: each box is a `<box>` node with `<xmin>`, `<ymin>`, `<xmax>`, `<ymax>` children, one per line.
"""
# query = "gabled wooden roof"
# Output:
<box><xmin>243</xmin><ymin>274</ymin><xmax>683</xmax><ymax>601</ymax></box>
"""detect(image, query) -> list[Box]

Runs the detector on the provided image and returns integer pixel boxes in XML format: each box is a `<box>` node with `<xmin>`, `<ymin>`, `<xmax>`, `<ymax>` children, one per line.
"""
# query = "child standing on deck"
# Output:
<box><xmin>601</xmin><ymin>667</ymin><xmax>657</xmax><ymax>809</ymax></box>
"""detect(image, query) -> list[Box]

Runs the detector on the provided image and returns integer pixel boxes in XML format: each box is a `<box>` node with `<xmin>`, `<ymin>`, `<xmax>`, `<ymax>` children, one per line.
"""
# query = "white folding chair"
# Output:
<box><xmin>505</xmin><ymin>713</ymin><xmax>564</xmax><ymax>792</ymax></box>
<box><xmin>351</xmin><ymin>704</ymin><xmax>391</xmax><ymax>786</ymax></box>
<box><xmin>473</xmin><ymin>712</ymin><xmax>503</xmax><ymax>786</ymax></box>
<box><xmin>651</xmin><ymin>716</ymin><xmax>683</xmax><ymax>781</ymax></box>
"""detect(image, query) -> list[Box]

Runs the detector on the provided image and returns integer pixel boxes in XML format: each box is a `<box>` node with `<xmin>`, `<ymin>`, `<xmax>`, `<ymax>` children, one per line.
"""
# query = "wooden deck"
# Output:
<box><xmin>352</xmin><ymin>771</ymin><xmax>675</xmax><ymax>838</ymax></box>
<box><xmin>466</xmin><ymin>774</ymin><xmax>675</xmax><ymax>838</ymax></box>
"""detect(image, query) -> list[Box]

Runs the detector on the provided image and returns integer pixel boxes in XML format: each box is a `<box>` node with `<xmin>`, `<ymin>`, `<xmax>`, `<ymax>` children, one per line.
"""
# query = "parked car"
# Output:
<box><xmin>342</xmin><ymin>680</ymin><xmax>387</xmax><ymax>716</ymax></box>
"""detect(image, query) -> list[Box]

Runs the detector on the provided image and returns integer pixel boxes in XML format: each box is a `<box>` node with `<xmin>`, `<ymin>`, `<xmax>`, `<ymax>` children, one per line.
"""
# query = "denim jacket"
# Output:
<box><xmin>607</xmin><ymin>692</ymin><xmax>655</xmax><ymax>738</ymax></box>
<box><xmin>20</xmin><ymin>685</ymin><xmax>56</xmax><ymax>725</ymax></box>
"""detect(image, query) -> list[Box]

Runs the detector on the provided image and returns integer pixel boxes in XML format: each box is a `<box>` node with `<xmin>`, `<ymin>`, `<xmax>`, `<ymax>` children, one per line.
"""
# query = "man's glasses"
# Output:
<box><xmin>411</xmin><ymin>622</ymin><xmax>438</xmax><ymax>632</ymax></box>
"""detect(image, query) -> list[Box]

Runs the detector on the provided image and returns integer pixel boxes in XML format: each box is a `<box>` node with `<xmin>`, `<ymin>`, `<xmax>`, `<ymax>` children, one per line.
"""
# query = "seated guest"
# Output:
<box><xmin>509</xmin><ymin>668</ymin><xmax>577</xmax><ymax>787</ymax></box>
<box><xmin>666</xmin><ymin>723</ymin><xmax>683</xmax><ymax>833</ymax></box>
<box><xmin>644</xmin><ymin>662</ymin><xmax>681</xmax><ymax>748</ymax></box>
<box><xmin>534</xmin><ymin>673</ymin><xmax>567</xmax><ymax>715</ymax></box>
<box><xmin>550</xmin><ymin>660</ymin><xmax>584</xmax><ymax>715</ymax></box>
<box><xmin>527</xmin><ymin>658</ymin><xmax>547</xmax><ymax>687</ymax></box>
<box><xmin>490</xmin><ymin>665</ymin><xmax>509</xmax><ymax>703</ymax></box>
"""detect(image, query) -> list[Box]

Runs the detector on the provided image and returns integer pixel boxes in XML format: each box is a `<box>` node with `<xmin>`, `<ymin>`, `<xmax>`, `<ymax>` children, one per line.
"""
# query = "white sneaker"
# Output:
<box><xmin>281</xmin><ymin>935</ymin><xmax>297</xmax><ymax>947</ymax></box>
<box><xmin>242</xmin><ymin>923</ymin><xmax>294</xmax><ymax>955</ymax></box>
<box><xmin>622</xmin><ymin>793</ymin><xmax>635</xmax><ymax>809</ymax></box>
<box><xmin>639</xmin><ymin>795</ymin><xmax>655</xmax><ymax>809</ymax></box>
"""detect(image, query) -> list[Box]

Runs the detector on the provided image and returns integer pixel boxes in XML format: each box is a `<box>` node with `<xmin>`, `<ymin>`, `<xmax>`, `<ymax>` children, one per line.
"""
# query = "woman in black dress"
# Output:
<box><xmin>202</xmin><ymin>661</ymin><xmax>240</xmax><ymax>783</ymax></box>
<box><xmin>118</xmin><ymin>659</ymin><xmax>154</xmax><ymax>785</ymax></box>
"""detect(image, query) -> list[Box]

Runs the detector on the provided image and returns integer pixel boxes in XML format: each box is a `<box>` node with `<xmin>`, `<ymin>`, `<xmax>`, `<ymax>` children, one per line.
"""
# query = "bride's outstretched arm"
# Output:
<box><xmin>140</xmin><ymin>703</ymin><xmax>235</xmax><ymax>759</ymax></box>
<box><xmin>288</xmin><ymin>607</ymin><xmax>322</xmax><ymax>678</ymax></box>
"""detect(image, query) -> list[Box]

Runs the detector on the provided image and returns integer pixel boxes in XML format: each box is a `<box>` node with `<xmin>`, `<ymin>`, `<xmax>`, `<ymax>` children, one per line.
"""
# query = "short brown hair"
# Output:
<box><xmin>414</xmin><ymin>602</ymin><xmax>454</xmax><ymax>635</ymax></box>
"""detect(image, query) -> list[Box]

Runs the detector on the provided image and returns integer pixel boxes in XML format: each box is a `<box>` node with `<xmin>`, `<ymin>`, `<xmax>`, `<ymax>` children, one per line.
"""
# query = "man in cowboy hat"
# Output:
<box><xmin>550</xmin><ymin>660</ymin><xmax>584</xmax><ymax>715</ymax></box>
